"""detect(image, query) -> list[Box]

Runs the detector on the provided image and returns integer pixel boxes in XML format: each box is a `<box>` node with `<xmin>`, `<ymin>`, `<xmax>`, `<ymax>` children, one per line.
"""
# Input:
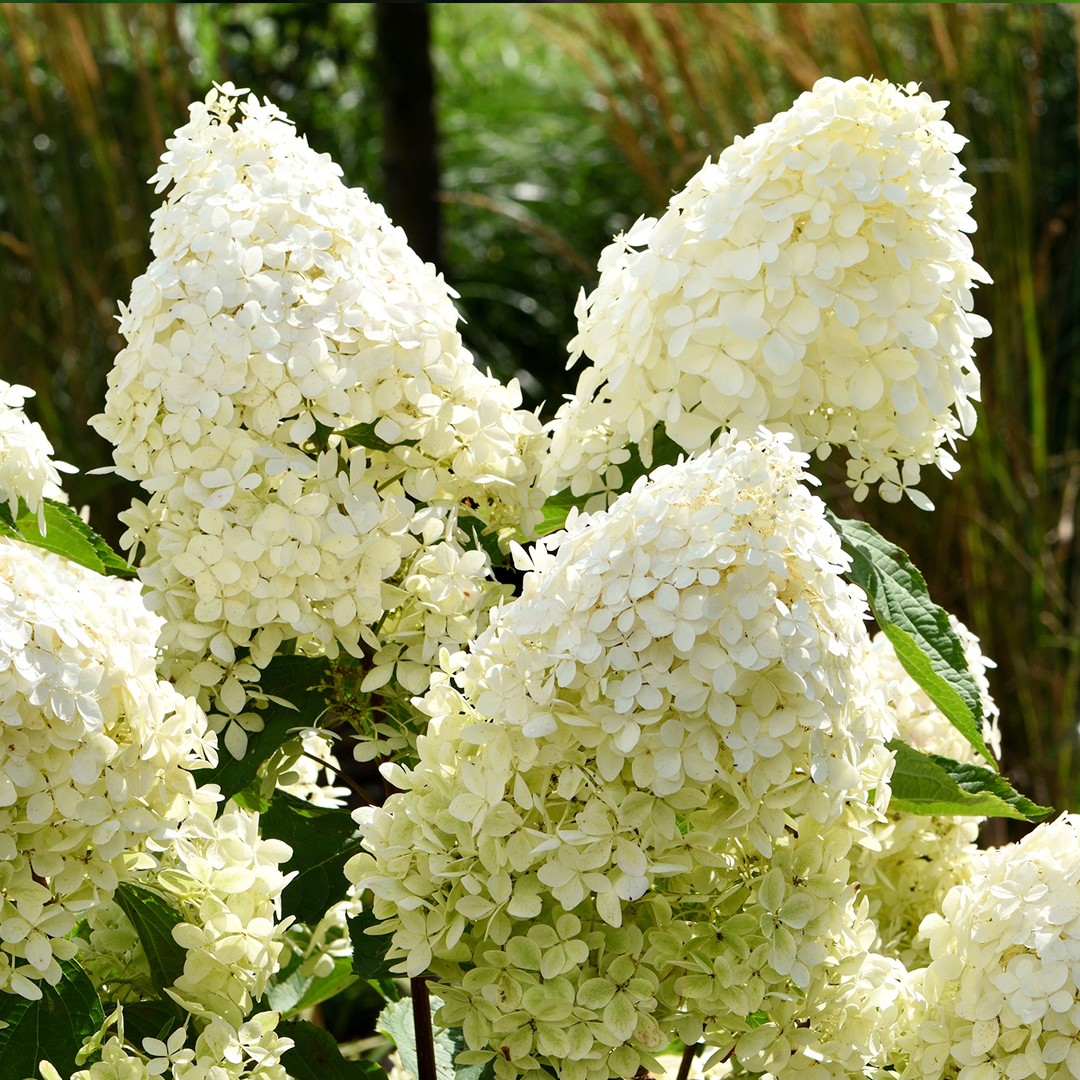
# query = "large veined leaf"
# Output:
<box><xmin>0</xmin><ymin>959</ymin><xmax>103</xmax><ymax>1079</ymax></box>
<box><xmin>260</xmin><ymin>792</ymin><xmax>365</xmax><ymax>924</ymax></box>
<box><xmin>200</xmin><ymin>655</ymin><xmax>333</xmax><ymax>800</ymax></box>
<box><xmin>825</xmin><ymin>510</ymin><xmax>994</xmax><ymax>768</ymax></box>
<box><xmin>348</xmin><ymin>906</ymin><xmax>397</xmax><ymax>983</ymax></box>
<box><xmin>887</xmin><ymin>741</ymin><xmax>1052</xmax><ymax>821</ymax></box>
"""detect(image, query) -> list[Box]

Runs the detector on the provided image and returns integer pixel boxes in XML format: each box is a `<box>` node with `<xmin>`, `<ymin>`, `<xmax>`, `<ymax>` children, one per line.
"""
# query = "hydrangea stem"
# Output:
<box><xmin>411</xmin><ymin>975</ymin><xmax>437</xmax><ymax>1080</ymax></box>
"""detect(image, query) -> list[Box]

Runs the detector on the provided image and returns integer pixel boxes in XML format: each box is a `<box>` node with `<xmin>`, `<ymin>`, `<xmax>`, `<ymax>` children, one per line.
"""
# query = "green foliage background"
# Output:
<box><xmin>0</xmin><ymin>0</ymin><xmax>1078</xmax><ymax>822</ymax></box>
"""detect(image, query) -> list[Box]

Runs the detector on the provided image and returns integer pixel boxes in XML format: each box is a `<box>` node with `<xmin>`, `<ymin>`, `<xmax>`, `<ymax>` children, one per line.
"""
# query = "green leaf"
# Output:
<box><xmin>534</xmin><ymin>487</ymin><xmax>588</xmax><ymax>539</ymax></box>
<box><xmin>279</xmin><ymin>1019</ymin><xmax>386</xmax><ymax>1080</ymax></box>
<box><xmin>888</xmin><ymin>740</ymin><xmax>1053</xmax><ymax>821</ymax></box>
<box><xmin>378</xmin><ymin>996</ymin><xmax>494</xmax><ymax>1080</ymax></box>
<box><xmin>613</xmin><ymin>421</ymin><xmax>685</xmax><ymax>492</ymax></box>
<box><xmin>113</xmin><ymin>882</ymin><xmax>187</xmax><ymax>997</ymax></box>
<box><xmin>264</xmin><ymin>953</ymin><xmax>358</xmax><ymax>1019</ymax></box>
<box><xmin>115</xmin><ymin>999</ymin><xmax>184</xmax><ymax>1050</ymax></box>
<box><xmin>335</xmin><ymin>422</ymin><xmax>419</xmax><ymax>456</ymax></box>
<box><xmin>348</xmin><ymin>907</ymin><xmax>396</xmax><ymax>983</ymax></box>
<box><xmin>201</xmin><ymin>655</ymin><xmax>332</xmax><ymax>800</ymax></box>
<box><xmin>0</xmin><ymin>502</ymin><xmax>20</xmax><ymax>539</ymax></box>
<box><xmin>457</xmin><ymin>515</ymin><xmax>505</xmax><ymax>567</ymax></box>
<box><xmin>0</xmin><ymin>959</ymin><xmax>103</xmax><ymax>1080</ymax></box>
<box><xmin>260</xmin><ymin>792</ymin><xmax>364</xmax><ymax>925</ymax></box>
<box><xmin>825</xmin><ymin>511</ymin><xmax>994</xmax><ymax>768</ymax></box>
<box><xmin>13</xmin><ymin>499</ymin><xmax>137</xmax><ymax>578</ymax></box>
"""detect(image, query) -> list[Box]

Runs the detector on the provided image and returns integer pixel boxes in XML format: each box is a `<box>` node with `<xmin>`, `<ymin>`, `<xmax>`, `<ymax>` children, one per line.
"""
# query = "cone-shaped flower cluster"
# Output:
<box><xmin>544</xmin><ymin>77</ymin><xmax>991</xmax><ymax>510</ymax></box>
<box><xmin>91</xmin><ymin>84</ymin><xmax>545</xmax><ymax>754</ymax></box>
<box><xmin>351</xmin><ymin>431</ymin><xmax>900</xmax><ymax>1080</ymax></box>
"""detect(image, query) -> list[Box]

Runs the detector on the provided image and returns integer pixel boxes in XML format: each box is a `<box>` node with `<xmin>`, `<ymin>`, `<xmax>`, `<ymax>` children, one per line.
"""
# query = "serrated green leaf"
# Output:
<box><xmin>16</xmin><ymin>499</ymin><xmax>137</xmax><ymax>578</ymax></box>
<box><xmin>825</xmin><ymin>511</ymin><xmax>994</xmax><ymax>768</ymax></box>
<box><xmin>264</xmin><ymin>953</ymin><xmax>357</xmax><ymax>1019</ymax></box>
<box><xmin>260</xmin><ymin>792</ymin><xmax>364</xmax><ymax>925</ymax></box>
<box><xmin>335</xmin><ymin>422</ymin><xmax>419</xmax><ymax>456</ymax></box>
<box><xmin>200</xmin><ymin>655</ymin><xmax>332</xmax><ymax>800</ymax></box>
<box><xmin>378</xmin><ymin>996</ymin><xmax>494</xmax><ymax>1080</ymax></box>
<box><xmin>348</xmin><ymin>908</ymin><xmax>396</xmax><ymax>983</ymax></box>
<box><xmin>888</xmin><ymin>740</ymin><xmax>1052</xmax><ymax>821</ymax></box>
<box><xmin>114</xmin><ymin>882</ymin><xmax>187</xmax><ymax>997</ymax></box>
<box><xmin>279</xmin><ymin>1019</ymin><xmax>386</xmax><ymax>1080</ymax></box>
<box><xmin>0</xmin><ymin>959</ymin><xmax>103</xmax><ymax>1080</ymax></box>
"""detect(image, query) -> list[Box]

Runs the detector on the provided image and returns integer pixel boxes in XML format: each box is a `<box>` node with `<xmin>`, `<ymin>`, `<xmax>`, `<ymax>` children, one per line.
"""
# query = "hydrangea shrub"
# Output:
<box><xmin>0</xmin><ymin>76</ymin><xmax>1068</xmax><ymax>1080</ymax></box>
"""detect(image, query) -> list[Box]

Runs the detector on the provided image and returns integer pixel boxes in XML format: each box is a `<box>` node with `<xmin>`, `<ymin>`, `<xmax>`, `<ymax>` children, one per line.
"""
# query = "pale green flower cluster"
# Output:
<box><xmin>851</xmin><ymin>620</ymin><xmax>1001</xmax><ymax>967</ymax></box>
<box><xmin>350</xmin><ymin>432</ymin><xmax>901</xmax><ymax>1080</ymax></box>
<box><xmin>92</xmin><ymin>83</ymin><xmax>545</xmax><ymax>756</ymax></box>
<box><xmin>544</xmin><ymin>76</ymin><xmax>991</xmax><ymax>510</ymax></box>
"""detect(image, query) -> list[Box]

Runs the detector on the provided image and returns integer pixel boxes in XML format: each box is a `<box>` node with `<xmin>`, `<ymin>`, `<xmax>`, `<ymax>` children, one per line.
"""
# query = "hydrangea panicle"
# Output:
<box><xmin>544</xmin><ymin>76</ymin><xmax>991</xmax><ymax>510</ymax></box>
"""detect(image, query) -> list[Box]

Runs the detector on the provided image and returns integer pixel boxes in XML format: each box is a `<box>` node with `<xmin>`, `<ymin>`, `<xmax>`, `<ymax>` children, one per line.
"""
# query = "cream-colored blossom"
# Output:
<box><xmin>0</xmin><ymin>379</ymin><xmax>75</xmax><ymax>527</ymax></box>
<box><xmin>900</xmin><ymin>814</ymin><xmax>1080</xmax><ymax>1080</ymax></box>
<box><xmin>92</xmin><ymin>84</ymin><xmax>545</xmax><ymax>752</ymax></box>
<box><xmin>545</xmin><ymin>76</ymin><xmax>990</xmax><ymax>510</ymax></box>
<box><xmin>853</xmin><ymin>619</ymin><xmax>1000</xmax><ymax>967</ymax></box>
<box><xmin>0</xmin><ymin>536</ymin><xmax>215</xmax><ymax>1000</ymax></box>
<box><xmin>351</xmin><ymin>431</ymin><xmax>899</xmax><ymax>1080</ymax></box>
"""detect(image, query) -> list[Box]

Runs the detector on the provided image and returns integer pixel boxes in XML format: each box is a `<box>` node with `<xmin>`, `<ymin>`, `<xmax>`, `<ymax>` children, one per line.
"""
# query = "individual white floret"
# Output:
<box><xmin>545</xmin><ymin>76</ymin><xmax>990</xmax><ymax>510</ymax></box>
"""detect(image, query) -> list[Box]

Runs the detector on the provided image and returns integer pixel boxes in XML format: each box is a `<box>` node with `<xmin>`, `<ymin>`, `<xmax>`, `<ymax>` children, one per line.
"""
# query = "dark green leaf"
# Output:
<box><xmin>261</xmin><ymin>792</ymin><xmax>364</xmax><ymax>925</ymax></box>
<box><xmin>348</xmin><ymin>907</ymin><xmax>396</xmax><ymax>982</ymax></box>
<box><xmin>0</xmin><ymin>959</ymin><xmax>103</xmax><ymax>1080</ymax></box>
<box><xmin>457</xmin><ymin>515</ymin><xmax>505</xmax><ymax>567</ymax></box>
<box><xmin>335</xmin><ymin>422</ymin><xmax>419</xmax><ymax>455</ymax></box>
<box><xmin>114</xmin><ymin>882</ymin><xmax>187</xmax><ymax>997</ymax></box>
<box><xmin>279</xmin><ymin>1019</ymin><xmax>386</xmax><ymax>1080</ymax></box>
<box><xmin>201</xmin><ymin>655</ymin><xmax>332</xmax><ymax>800</ymax></box>
<box><xmin>888</xmin><ymin>740</ymin><xmax>1052</xmax><ymax>821</ymax></box>
<box><xmin>264</xmin><ymin>953</ymin><xmax>357</xmax><ymax>1019</ymax></box>
<box><xmin>612</xmin><ymin>421</ymin><xmax>686</xmax><ymax>492</ymax></box>
<box><xmin>115</xmin><ymin>1000</ymin><xmax>185</xmax><ymax>1050</ymax></box>
<box><xmin>825</xmin><ymin>511</ymin><xmax>994</xmax><ymax>768</ymax></box>
<box><xmin>0</xmin><ymin>501</ymin><xmax>19</xmax><ymax>539</ymax></box>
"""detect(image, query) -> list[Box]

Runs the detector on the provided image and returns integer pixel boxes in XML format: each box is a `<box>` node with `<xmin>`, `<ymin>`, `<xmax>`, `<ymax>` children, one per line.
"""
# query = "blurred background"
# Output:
<box><xmin>1</xmin><ymin>2</ymin><xmax>1078</xmax><ymax>822</ymax></box>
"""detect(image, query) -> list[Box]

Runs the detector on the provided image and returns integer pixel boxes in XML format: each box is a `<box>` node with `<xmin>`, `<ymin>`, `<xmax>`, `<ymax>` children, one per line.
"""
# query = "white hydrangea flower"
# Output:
<box><xmin>544</xmin><ymin>76</ymin><xmax>991</xmax><ymax>510</ymax></box>
<box><xmin>899</xmin><ymin>814</ymin><xmax>1080</xmax><ymax>1080</ymax></box>
<box><xmin>0</xmin><ymin>379</ymin><xmax>75</xmax><ymax>527</ymax></box>
<box><xmin>852</xmin><ymin>618</ymin><xmax>1000</xmax><ymax>966</ymax></box>
<box><xmin>0</xmin><ymin>536</ymin><xmax>215</xmax><ymax>1000</ymax></box>
<box><xmin>152</xmin><ymin>804</ymin><xmax>294</xmax><ymax>1027</ymax></box>
<box><xmin>46</xmin><ymin>1010</ymin><xmax>294</xmax><ymax>1080</ymax></box>
<box><xmin>91</xmin><ymin>83</ymin><xmax>545</xmax><ymax>752</ymax></box>
<box><xmin>350</xmin><ymin>431</ymin><xmax>900</xmax><ymax>1080</ymax></box>
<box><xmin>270</xmin><ymin>729</ymin><xmax>350</xmax><ymax>808</ymax></box>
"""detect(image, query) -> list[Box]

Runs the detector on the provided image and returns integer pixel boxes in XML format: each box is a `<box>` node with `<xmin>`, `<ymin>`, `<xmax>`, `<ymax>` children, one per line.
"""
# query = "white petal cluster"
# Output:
<box><xmin>0</xmin><ymin>379</ymin><xmax>75</xmax><ymax>526</ymax></box>
<box><xmin>351</xmin><ymin>432</ymin><xmax>899</xmax><ymax>1080</ymax></box>
<box><xmin>852</xmin><ymin>621</ymin><xmax>1000</xmax><ymax>966</ymax></box>
<box><xmin>47</xmin><ymin>1011</ymin><xmax>293</xmax><ymax>1080</ymax></box>
<box><xmin>153</xmin><ymin>804</ymin><xmax>294</xmax><ymax>1027</ymax></box>
<box><xmin>545</xmin><ymin>76</ymin><xmax>990</xmax><ymax>509</ymax></box>
<box><xmin>900</xmin><ymin>814</ymin><xmax>1080</xmax><ymax>1080</ymax></box>
<box><xmin>0</xmin><ymin>537</ymin><xmax>214</xmax><ymax>1000</ymax></box>
<box><xmin>91</xmin><ymin>83</ymin><xmax>545</xmax><ymax>750</ymax></box>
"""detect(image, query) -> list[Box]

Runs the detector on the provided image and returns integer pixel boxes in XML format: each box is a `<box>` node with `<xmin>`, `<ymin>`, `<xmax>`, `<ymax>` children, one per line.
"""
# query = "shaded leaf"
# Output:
<box><xmin>114</xmin><ymin>882</ymin><xmax>187</xmax><ymax>996</ymax></box>
<box><xmin>201</xmin><ymin>655</ymin><xmax>332</xmax><ymax>800</ymax></box>
<box><xmin>335</xmin><ymin>422</ymin><xmax>419</xmax><ymax>455</ymax></box>
<box><xmin>0</xmin><ymin>959</ymin><xmax>103</xmax><ymax>1079</ymax></box>
<box><xmin>348</xmin><ymin>907</ymin><xmax>396</xmax><ymax>983</ymax></box>
<box><xmin>279</xmin><ymin>1019</ymin><xmax>386</xmax><ymax>1080</ymax></box>
<box><xmin>826</xmin><ymin>511</ymin><xmax>994</xmax><ymax>768</ymax></box>
<box><xmin>261</xmin><ymin>792</ymin><xmax>364</xmax><ymax>925</ymax></box>
<box><xmin>264</xmin><ymin>954</ymin><xmax>357</xmax><ymax>1019</ymax></box>
<box><xmin>888</xmin><ymin>740</ymin><xmax>1052</xmax><ymax>821</ymax></box>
